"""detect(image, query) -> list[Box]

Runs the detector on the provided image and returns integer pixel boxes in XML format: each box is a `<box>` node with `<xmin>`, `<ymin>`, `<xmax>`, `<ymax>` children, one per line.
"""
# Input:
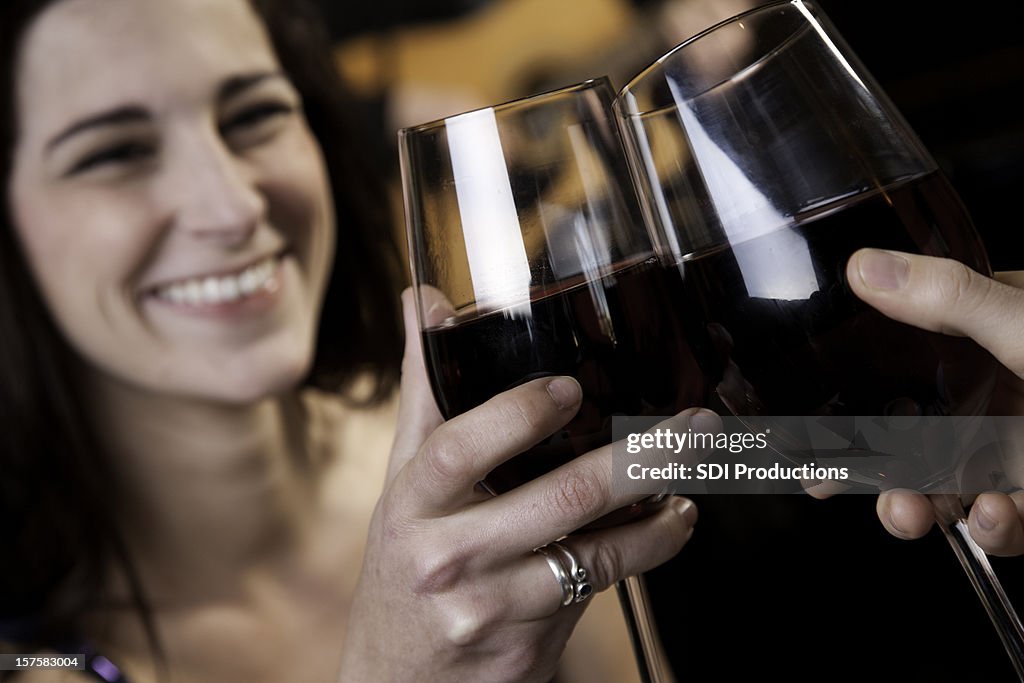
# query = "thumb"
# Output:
<box><xmin>385</xmin><ymin>288</ymin><xmax>446</xmax><ymax>482</ymax></box>
<box><xmin>846</xmin><ymin>249</ymin><xmax>1024</xmax><ymax>378</ymax></box>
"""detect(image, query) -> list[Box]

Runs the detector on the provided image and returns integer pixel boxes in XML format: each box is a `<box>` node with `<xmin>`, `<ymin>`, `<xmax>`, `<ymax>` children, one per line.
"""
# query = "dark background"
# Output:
<box><xmin>647</xmin><ymin>6</ymin><xmax>1024</xmax><ymax>679</ymax></box>
<box><xmin>321</xmin><ymin>0</ymin><xmax>1024</xmax><ymax>679</ymax></box>
<box><xmin>817</xmin><ymin>0</ymin><xmax>1024</xmax><ymax>273</ymax></box>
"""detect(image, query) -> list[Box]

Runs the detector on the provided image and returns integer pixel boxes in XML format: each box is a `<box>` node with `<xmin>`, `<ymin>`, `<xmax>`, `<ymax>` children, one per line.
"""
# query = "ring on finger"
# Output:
<box><xmin>535</xmin><ymin>542</ymin><xmax>592</xmax><ymax>605</ymax></box>
<box><xmin>535</xmin><ymin>545</ymin><xmax>574</xmax><ymax>606</ymax></box>
<box><xmin>549</xmin><ymin>542</ymin><xmax>593</xmax><ymax>603</ymax></box>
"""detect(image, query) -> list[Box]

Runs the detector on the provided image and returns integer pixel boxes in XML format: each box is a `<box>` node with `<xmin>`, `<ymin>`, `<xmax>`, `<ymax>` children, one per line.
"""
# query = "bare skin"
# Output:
<box><xmin>77</xmin><ymin>304</ymin><xmax>659</xmax><ymax>683</ymax></box>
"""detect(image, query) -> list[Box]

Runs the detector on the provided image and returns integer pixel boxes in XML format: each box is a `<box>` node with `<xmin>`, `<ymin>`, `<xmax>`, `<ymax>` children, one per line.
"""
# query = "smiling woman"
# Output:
<box><xmin>0</xmin><ymin>0</ymin><xmax>404</xmax><ymax>679</ymax></box>
<box><xmin>0</xmin><ymin>1</ymin><xmax>697</xmax><ymax>682</ymax></box>
<box><xmin>10</xmin><ymin>2</ymin><xmax>337</xmax><ymax>403</ymax></box>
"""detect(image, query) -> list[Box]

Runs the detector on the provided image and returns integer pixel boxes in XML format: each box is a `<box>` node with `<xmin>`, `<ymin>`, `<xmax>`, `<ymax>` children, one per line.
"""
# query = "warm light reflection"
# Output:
<box><xmin>446</xmin><ymin>107</ymin><xmax>532</xmax><ymax>313</ymax></box>
<box><xmin>564</xmin><ymin>123</ymin><xmax>615</xmax><ymax>277</ymax></box>
<box><xmin>675</xmin><ymin>100</ymin><xmax>819</xmax><ymax>300</ymax></box>
<box><xmin>563</xmin><ymin>124</ymin><xmax>616</xmax><ymax>341</ymax></box>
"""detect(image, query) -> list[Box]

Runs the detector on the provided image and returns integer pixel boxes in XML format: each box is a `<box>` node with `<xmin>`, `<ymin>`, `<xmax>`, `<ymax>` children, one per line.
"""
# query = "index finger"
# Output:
<box><xmin>392</xmin><ymin>375</ymin><xmax>583</xmax><ymax>515</ymax></box>
<box><xmin>463</xmin><ymin>408</ymin><xmax>721</xmax><ymax>553</ymax></box>
<box><xmin>847</xmin><ymin>251</ymin><xmax>1024</xmax><ymax>377</ymax></box>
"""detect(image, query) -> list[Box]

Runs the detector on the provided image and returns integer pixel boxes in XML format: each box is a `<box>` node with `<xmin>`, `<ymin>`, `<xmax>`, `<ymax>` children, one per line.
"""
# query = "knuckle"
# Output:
<box><xmin>498</xmin><ymin>393</ymin><xmax>546</xmax><ymax>436</ymax></box>
<box><xmin>439</xmin><ymin>602</ymin><xmax>489</xmax><ymax>648</ymax></box>
<box><xmin>934</xmin><ymin>261</ymin><xmax>979</xmax><ymax>310</ymax></box>
<box><xmin>588</xmin><ymin>537</ymin><xmax>625</xmax><ymax>588</ymax></box>
<box><xmin>420</xmin><ymin>427</ymin><xmax>476</xmax><ymax>486</ymax></box>
<box><xmin>547</xmin><ymin>463</ymin><xmax>608</xmax><ymax>522</ymax></box>
<box><xmin>411</xmin><ymin>547</ymin><xmax>470</xmax><ymax>596</ymax></box>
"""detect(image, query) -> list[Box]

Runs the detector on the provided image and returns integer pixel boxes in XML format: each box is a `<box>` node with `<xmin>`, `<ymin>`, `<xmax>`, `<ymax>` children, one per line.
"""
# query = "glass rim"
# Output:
<box><xmin>617</xmin><ymin>0</ymin><xmax>814</xmax><ymax>105</ymax></box>
<box><xmin>397</xmin><ymin>76</ymin><xmax>614</xmax><ymax>138</ymax></box>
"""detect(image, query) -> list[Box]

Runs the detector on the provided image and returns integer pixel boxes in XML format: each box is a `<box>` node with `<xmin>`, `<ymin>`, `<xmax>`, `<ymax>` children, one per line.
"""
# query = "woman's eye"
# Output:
<box><xmin>221</xmin><ymin>102</ymin><xmax>295</xmax><ymax>134</ymax></box>
<box><xmin>68</xmin><ymin>143</ymin><xmax>155</xmax><ymax>175</ymax></box>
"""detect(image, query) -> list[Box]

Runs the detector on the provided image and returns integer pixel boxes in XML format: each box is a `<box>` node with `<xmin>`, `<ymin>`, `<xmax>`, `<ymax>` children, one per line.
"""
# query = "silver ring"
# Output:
<box><xmin>536</xmin><ymin>542</ymin><xmax>593</xmax><ymax>605</ymax></box>
<box><xmin>549</xmin><ymin>542</ymin><xmax>593</xmax><ymax>603</ymax></box>
<box><xmin>535</xmin><ymin>545</ymin><xmax>574</xmax><ymax>606</ymax></box>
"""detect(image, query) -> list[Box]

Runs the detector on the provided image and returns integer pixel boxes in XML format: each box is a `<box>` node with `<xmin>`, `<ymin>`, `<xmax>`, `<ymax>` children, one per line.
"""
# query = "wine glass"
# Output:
<box><xmin>615</xmin><ymin>0</ymin><xmax>1024</xmax><ymax>675</ymax></box>
<box><xmin>399</xmin><ymin>77</ymin><xmax>701</xmax><ymax>682</ymax></box>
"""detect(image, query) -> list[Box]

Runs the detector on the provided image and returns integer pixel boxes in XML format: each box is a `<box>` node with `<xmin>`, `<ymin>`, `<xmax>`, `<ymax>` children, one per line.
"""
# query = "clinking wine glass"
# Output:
<box><xmin>616</xmin><ymin>0</ymin><xmax>1023</xmax><ymax>675</ymax></box>
<box><xmin>399</xmin><ymin>78</ymin><xmax>702</xmax><ymax>682</ymax></box>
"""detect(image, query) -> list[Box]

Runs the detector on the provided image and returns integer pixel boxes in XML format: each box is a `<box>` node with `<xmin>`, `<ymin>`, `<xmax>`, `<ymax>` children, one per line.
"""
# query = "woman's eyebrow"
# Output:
<box><xmin>218</xmin><ymin>71</ymin><xmax>287</xmax><ymax>102</ymax></box>
<box><xmin>44</xmin><ymin>72</ymin><xmax>287</xmax><ymax>155</ymax></box>
<box><xmin>46</xmin><ymin>106</ymin><xmax>150</xmax><ymax>153</ymax></box>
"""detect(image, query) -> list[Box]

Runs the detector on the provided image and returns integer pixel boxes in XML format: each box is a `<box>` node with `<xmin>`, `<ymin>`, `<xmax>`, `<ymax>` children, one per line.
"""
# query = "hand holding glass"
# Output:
<box><xmin>400</xmin><ymin>78</ymin><xmax>701</xmax><ymax>682</ymax></box>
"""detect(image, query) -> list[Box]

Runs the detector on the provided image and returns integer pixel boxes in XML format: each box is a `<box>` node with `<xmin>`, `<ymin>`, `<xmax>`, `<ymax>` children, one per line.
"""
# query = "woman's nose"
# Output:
<box><xmin>163</xmin><ymin>131</ymin><xmax>265</xmax><ymax>248</ymax></box>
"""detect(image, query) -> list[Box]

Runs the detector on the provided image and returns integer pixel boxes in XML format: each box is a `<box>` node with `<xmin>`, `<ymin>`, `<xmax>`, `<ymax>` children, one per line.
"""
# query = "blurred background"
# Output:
<box><xmin>317</xmin><ymin>1</ymin><xmax>1024</xmax><ymax>680</ymax></box>
<box><xmin>320</xmin><ymin>0</ymin><xmax>1023</xmax><ymax>272</ymax></box>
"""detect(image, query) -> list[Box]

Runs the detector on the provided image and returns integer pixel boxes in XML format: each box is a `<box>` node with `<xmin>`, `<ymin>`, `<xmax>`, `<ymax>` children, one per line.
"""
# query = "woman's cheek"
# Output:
<box><xmin>263</xmin><ymin>128</ymin><xmax>334</xmax><ymax>286</ymax></box>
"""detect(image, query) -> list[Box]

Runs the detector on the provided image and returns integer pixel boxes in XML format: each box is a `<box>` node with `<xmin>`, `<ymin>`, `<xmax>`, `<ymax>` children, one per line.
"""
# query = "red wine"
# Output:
<box><xmin>670</xmin><ymin>171</ymin><xmax>997</xmax><ymax>418</ymax></box>
<box><xmin>423</xmin><ymin>255</ymin><xmax>704</xmax><ymax>493</ymax></box>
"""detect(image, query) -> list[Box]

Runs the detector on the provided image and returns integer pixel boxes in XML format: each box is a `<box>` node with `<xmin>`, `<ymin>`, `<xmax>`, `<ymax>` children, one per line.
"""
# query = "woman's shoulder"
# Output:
<box><xmin>301</xmin><ymin>385</ymin><xmax>399</xmax><ymax>497</ymax></box>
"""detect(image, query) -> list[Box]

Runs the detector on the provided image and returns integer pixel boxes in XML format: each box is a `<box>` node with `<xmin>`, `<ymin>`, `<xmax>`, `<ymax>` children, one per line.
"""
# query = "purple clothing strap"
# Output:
<box><xmin>72</xmin><ymin>643</ymin><xmax>130</xmax><ymax>683</ymax></box>
<box><xmin>88</xmin><ymin>654</ymin><xmax>126</xmax><ymax>683</ymax></box>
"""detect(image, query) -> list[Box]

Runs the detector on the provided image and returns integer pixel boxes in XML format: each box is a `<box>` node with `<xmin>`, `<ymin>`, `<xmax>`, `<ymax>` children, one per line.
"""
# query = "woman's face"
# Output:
<box><xmin>8</xmin><ymin>0</ymin><xmax>335</xmax><ymax>404</ymax></box>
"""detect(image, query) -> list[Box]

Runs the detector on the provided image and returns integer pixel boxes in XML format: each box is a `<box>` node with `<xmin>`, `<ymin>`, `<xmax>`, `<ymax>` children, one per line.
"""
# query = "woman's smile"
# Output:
<box><xmin>147</xmin><ymin>250</ymin><xmax>289</xmax><ymax>315</ymax></box>
<box><xmin>9</xmin><ymin>0</ymin><xmax>335</xmax><ymax>402</ymax></box>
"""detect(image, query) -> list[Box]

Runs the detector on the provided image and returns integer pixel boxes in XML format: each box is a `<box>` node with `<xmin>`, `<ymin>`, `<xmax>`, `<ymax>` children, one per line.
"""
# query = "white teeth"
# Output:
<box><xmin>154</xmin><ymin>256</ymin><xmax>278</xmax><ymax>306</ymax></box>
<box><xmin>202</xmin><ymin>278</ymin><xmax>220</xmax><ymax>302</ymax></box>
<box><xmin>218</xmin><ymin>276</ymin><xmax>240</xmax><ymax>301</ymax></box>
<box><xmin>239</xmin><ymin>266</ymin><xmax>261</xmax><ymax>295</ymax></box>
<box><xmin>185</xmin><ymin>281</ymin><xmax>204</xmax><ymax>305</ymax></box>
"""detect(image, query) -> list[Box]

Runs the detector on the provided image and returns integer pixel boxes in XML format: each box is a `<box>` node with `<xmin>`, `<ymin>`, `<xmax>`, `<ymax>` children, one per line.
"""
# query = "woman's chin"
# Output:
<box><xmin>167</xmin><ymin>341</ymin><xmax>317</xmax><ymax>406</ymax></box>
<box><xmin>215</xmin><ymin>357</ymin><xmax>314</xmax><ymax>405</ymax></box>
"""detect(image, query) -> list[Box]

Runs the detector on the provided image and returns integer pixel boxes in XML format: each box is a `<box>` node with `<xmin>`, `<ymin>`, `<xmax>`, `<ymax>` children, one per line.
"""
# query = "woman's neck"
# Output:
<box><xmin>86</xmin><ymin>373</ymin><xmax>330</xmax><ymax>604</ymax></box>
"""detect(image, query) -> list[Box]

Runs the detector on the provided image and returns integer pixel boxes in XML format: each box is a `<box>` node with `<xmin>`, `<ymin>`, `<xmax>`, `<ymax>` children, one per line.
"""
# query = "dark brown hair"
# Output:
<box><xmin>0</xmin><ymin>0</ymin><xmax>403</xmax><ymax>664</ymax></box>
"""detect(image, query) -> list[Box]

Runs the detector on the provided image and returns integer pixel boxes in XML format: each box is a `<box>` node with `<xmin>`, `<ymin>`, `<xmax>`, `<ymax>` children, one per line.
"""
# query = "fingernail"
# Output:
<box><xmin>546</xmin><ymin>377</ymin><xmax>581</xmax><ymax>410</ymax></box>
<box><xmin>976</xmin><ymin>504</ymin><xmax>998</xmax><ymax>531</ymax></box>
<box><xmin>857</xmin><ymin>249</ymin><xmax>909</xmax><ymax>291</ymax></box>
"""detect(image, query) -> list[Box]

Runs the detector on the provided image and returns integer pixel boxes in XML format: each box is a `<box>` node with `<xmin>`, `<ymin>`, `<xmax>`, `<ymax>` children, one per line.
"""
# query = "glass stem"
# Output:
<box><xmin>616</xmin><ymin>576</ymin><xmax>677</xmax><ymax>683</ymax></box>
<box><xmin>930</xmin><ymin>494</ymin><xmax>1024</xmax><ymax>680</ymax></box>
